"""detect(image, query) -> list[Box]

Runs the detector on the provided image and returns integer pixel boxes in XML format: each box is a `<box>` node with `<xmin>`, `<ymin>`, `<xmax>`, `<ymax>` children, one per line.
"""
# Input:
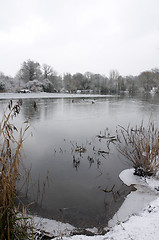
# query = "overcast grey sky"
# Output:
<box><xmin>0</xmin><ymin>0</ymin><xmax>159</xmax><ymax>77</ymax></box>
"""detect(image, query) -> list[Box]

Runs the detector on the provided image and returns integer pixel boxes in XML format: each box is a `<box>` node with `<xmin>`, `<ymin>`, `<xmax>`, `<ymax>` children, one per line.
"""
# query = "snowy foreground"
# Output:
<box><xmin>32</xmin><ymin>168</ymin><xmax>159</xmax><ymax>240</ymax></box>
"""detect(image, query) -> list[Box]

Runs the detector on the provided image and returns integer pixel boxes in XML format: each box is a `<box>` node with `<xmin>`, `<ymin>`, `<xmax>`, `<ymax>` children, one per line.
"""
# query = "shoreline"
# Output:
<box><xmin>30</xmin><ymin>168</ymin><xmax>159</xmax><ymax>239</ymax></box>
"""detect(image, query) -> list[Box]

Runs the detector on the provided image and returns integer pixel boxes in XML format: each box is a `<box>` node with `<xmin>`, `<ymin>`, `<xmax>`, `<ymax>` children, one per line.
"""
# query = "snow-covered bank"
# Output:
<box><xmin>108</xmin><ymin>168</ymin><xmax>159</xmax><ymax>227</ymax></box>
<box><xmin>35</xmin><ymin>168</ymin><xmax>159</xmax><ymax>240</ymax></box>
<box><xmin>32</xmin><ymin>215</ymin><xmax>75</xmax><ymax>239</ymax></box>
<box><xmin>108</xmin><ymin>189</ymin><xmax>157</xmax><ymax>228</ymax></box>
<box><xmin>0</xmin><ymin>92</ymin><xmax>114</xmax><ymax>100</ymax></box>
<box><xmin>31</xmin><ymin>197</ymin><xmax>159</xmax><ymax>239</ymax></box>
<box><xmin>61</xmin><ymin>197</ymin><xmax>159</xmax><ymax>240</ymax></box>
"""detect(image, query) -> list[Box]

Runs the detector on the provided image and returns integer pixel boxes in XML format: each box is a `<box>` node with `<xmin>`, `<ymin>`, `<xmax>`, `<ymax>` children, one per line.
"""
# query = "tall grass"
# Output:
<box><xmin>0</xmin><ymin>100</ymin><xmax>32</xmax><ymax>239</ymax></box>
<box><xmin>116</xmin><ymin>121</ymin><xmax>159</xmax><ymax>177</ymax></box>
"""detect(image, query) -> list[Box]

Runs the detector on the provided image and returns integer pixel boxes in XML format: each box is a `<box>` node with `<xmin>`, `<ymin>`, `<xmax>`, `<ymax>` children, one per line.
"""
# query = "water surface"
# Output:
<box><xmin>0</xmin><ymin>93</ymin><xmax>159</xmax><ymax>228</ymax></box>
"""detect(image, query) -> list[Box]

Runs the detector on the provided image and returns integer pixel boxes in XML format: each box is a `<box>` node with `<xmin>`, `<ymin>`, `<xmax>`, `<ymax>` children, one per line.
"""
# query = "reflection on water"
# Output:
<box><xmin>1</xmin><ymin>93</ymin><xmax>159</xmax><ymax>228</ymax></box>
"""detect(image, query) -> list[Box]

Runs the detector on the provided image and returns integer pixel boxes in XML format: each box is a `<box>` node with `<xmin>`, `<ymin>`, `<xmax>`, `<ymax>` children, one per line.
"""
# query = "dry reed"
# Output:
<box><xmin>116</xmin><ymin>121</ymin><xmax>159</xmax><ymax>177</ymax></box>
<box><xmin>0</xmin><ymin>100</ymin><xmax>32</xmax><ymax>239</ymax></box>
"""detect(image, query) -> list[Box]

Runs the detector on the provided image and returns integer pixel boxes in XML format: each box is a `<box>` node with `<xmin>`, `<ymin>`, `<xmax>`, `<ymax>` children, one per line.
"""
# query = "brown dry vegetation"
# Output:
<box><xmin>116</xmin><ymin>121</ymin><xmax>159</xmax><ymax>177</ymax></box>
<box><xmin>0</xmin><ymin>100</ymin><xmax>32</xmax><ymax>239</ymax></box>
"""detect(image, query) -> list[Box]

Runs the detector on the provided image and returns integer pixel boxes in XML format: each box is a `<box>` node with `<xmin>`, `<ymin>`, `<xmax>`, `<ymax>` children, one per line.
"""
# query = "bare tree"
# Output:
<box><xmin>109</xmin><ymin>69</ymin><xmax>120</xmax><ymax>93</ymax></box>
<box><xmin>42</xmin><ymin>64</ymin><xmax>55</xmax><ymax>79</ymax></box>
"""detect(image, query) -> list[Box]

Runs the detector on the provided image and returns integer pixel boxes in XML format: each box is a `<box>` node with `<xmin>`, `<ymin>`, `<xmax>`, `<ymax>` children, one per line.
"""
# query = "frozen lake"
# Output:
<box><xmin>0</xmin><ymin>92</ymin><xmax>159</xmax><ymax>228</ymax></box>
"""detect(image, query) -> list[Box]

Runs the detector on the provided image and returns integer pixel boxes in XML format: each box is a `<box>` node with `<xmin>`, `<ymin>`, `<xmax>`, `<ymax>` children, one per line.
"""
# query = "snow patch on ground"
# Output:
<box><xmin>108</xmin><ymin>189</ymin><xmax>157</xmax><ymax>227</ymax></box>
<box><xmin>32</xmin><ymin>215</ymin><xmax>75</xmax><ymax>238</ymax></box>
<box><xmin>119</xmin><ymin>168</ymin><xmax>159</xmax><ymax>193</ymax></box>
<box><xmin>108</xmin><ymin>168</ymin><xmax>158</xmax><ymax>227</ymax></box>
<box><xmin>104</xmin><ymin>197</ymin><xmax>159</xmax><ymax>240</ymax></box>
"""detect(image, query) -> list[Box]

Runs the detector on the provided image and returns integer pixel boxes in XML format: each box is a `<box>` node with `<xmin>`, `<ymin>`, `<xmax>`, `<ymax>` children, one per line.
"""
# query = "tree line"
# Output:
<box><xmin>0</xmin><ymin>59</ymin><xmax>159</xmax><ymax>94</ymax></box>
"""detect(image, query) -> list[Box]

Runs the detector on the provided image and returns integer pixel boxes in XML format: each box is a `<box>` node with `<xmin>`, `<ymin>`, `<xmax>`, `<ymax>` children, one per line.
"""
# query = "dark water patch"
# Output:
<box><xmin>19</xmin><ymin>184</ymin><xmax>131</xmax><ymax>228</ymax></box>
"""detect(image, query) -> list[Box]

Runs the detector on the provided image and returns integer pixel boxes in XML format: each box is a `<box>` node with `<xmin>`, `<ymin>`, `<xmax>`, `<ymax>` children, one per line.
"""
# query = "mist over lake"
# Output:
<box><xmin>0</xmin><ymin>92</ymin><xmax>159</xmax><ymax>228</ymax></box>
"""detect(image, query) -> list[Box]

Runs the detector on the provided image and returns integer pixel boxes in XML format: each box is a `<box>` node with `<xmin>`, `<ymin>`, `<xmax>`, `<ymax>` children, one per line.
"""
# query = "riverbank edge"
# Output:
<box><xmin>30</xmin><ymin>168</ymin><xmax>159</xmax><ymax>239</ymax></box>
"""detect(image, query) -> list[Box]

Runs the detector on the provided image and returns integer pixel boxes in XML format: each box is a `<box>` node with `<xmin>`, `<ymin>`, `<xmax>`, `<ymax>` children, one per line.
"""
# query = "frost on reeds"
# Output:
<box><xmin>0</xmin><ymin>100</ymin><xmax>33</xmax><ymax>239</ymax></box>
<box><xmin>116</xmin><ymin>121</ymin><xmax>159</xmax><ymax>178</ymax></box>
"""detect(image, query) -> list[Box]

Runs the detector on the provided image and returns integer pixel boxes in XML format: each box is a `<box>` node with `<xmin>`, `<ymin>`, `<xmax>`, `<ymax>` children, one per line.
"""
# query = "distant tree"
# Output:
<box><xmin>25</xmin><ymin>79</ymin><xmax>43</xmax><ymax>92</ymax></box>
<box><xmin>41</xmin><ymin>64</ymin><xmax>62</xmax><ymax>91</ymax></box>
<box><xmin>84</xmin><ymin>72</ymin><xmax>93</xmax><ymax>90</ymax></box>
<box><xmin>0</xmin><ymin>72</ymin><xmax>19</xmax><ymax>92</ymax></box>
<box><xmin>118</xmin><ymin>76</ymin><xmax>126</xmax><ymax>92</ymax></box>
<box><xmin>124</xmin><ymin>76</ymin><xmax>137</xmax><ymax>93</ymax></box>
<box><xmin>100</xmin><ymin>76</ymin><xmax>109</xmax><ymax>93</ymax></box>
<box><xmin>63</xmin><ymin>73</ymin><xmax>70</xmax><ymax>91</ymax></box>
<box><xmin>72</xmin><ymin>73</ymin><xmax>83</xmax><ymax>90</ymax></box>
<box><xmin>84</xmin><ymin>72</ymin><xmax>92</xmax><ymax>80</ymax></box>
<box><xmin>42</xmin><ymin>79</ymin><xmax>54</xmax><ymax>92</ymax></box>
<box><xmin>63</xmin><ymin>73</ymin><xmax>76</xmax><ymax>92</ymax></box>
<box><xmin>42</xmin><ymin>64</ymin><xmax>55</xmax><ymax>79</ymax></box>
<box><xmin>0</xmin><ymin>72</ymin><xmax>5</xmax><ymax>78</ymax></box>
<box><xmin>52</xmin><ymin>75</ymin><xmax>63</xmax><ymax>91</ymax></box>
<box><xmin>17</xmin><ymin>60</ymin><xmax>42</xmax><ymax>83</ymax></box>
<box><xmin>151</xmin><ymin>68</ymin><xmax>159</xmax><ymax>88</ymax></box>
<box><xmin>72</xmin><ymin>72</ymin><xmax>92</xmax><ymax>90</ymax></box>
<box><xmin>48</xmin><ymin>74</ymin><xmax>61</xmax><ymax>91</ymax></box>
<box><xmin>109</xmin><ymin>69</ymin><xmax>119</xmax><ymax>81</ymax></box>
<box><xmin>109</xmin><ymin>69</ymin><xmax>120</xmax><ymax>93</ymax></box>
<box><xmin>92</xmin><ymin>74</ymin><xmax>101</xmax><ymax>92</ymax></box>
<box><xmin>138</xmin><ymin>71</ymin><xmax>154</xmax><ymax>92</ymax></box>
<box><xmin>151</xmin><ymin>68</ymin><xmax>159</xmax><ymax>74</ymax></box>
<box><xmin>0</xmin><ymin>81</ymin><xmax>5</xmax><ymax>92</ymax></box>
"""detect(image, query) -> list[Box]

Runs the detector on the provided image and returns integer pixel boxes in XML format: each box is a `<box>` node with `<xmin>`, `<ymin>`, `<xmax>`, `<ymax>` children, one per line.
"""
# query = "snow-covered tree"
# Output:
<box><xmin>17</xmin><ymin>60</ymin><xmax>42</xmax><ymax>83</ymax></box>
<box><xmin>42</xmin><ymin>78</ymin><xmax>54</xmax><ymax>92</ymax></box>
<box><xmin>25</xmin><ymin>79</ymin><xmax>43</xmax><ymax>92</ymax></box>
